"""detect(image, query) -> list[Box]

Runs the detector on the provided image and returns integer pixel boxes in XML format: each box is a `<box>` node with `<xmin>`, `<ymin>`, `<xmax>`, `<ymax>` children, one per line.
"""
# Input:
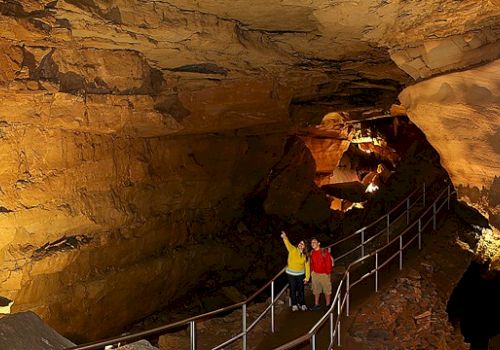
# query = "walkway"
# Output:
<box><xmin>255</xmin><ymin>183</ymin><xmax>452</xmax><ymax>349</ymax></box>
<box><xmin>67</xmin><ymin>182</ymin><xmax>452</xmax><ymax>350</ymax></box>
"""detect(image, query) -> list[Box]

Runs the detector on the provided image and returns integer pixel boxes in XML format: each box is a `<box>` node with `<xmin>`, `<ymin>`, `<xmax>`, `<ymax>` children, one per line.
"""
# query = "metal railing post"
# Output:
<box><xmin>386</xmin><ymin>214</ymin><xmax>390</xmax><ymax>243</ymax></box>
<box><xmin>406</xmin><ymin>197</ymin><xmax>410</xmax><ymax>224</ymax></box>
<box><xmin>242</xmin><ymin>304</ymin><xmax>247</xmax><ymax>350</ymax></box>
<box><xmin>361</xmin><ymin>229</ymin><xmax>365</xmax><ymax>258</ymax></box>
<box><xmin>271</xmin><ymin>281</ymin><xmax>275</xmax><ymax>333</ymax></box>
<box><xmin>337</xmin><ymin>297</ymin><xmax>341</xmax><ymax>346</ymax></box>
<box><xmin>399</xmin><ymin>235</ymin><xmax>403</xmax><ymax>270</ymax></box>
<box><xmin>423</xmin><ymin>182</ymin><xmax>426</xmax><ymax>207</ymax></box>
<box><xmin>330</xmin><ymin>312</ymin><xmax>334</xmax><ymax>345</ymax></box>
<box><xmin>346</xmin><ymin>271</ymin><xmax>350</xmax><ymax>316</ymax></box>
<box><xmin>190</xmin><ymin>321</ymin><xmax>196</xmax><ymax>350</ymax></box>
<box><xmin>69</xmin><ymin>181</ymin><xmax>456</xmax><ymax>350</ymax></box>
<box><xmin>288</xmin><ymin>283</ymin><xmax>291</xmax><ymax>306</ymax></box>
<box><xmin>418</xmin><ymin>219</ymin><xmax>422</xmax><ymax>250</ymax></box>
<box><xmin>433</xmin><ymin>202</ymin><xmax>437</xmax><ymax>230</ymax></box>
<box><xmin>447</xmin><ymin>184</ymin><xmax>451</xmax><ymax>210</ymax></box>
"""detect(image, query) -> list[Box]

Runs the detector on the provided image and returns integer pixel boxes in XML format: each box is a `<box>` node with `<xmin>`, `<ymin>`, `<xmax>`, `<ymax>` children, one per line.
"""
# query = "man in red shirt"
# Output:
<box><xmin>310</xmin><ymin>238</ymin><xmax>333</xmax><ymax>310</ymax></box>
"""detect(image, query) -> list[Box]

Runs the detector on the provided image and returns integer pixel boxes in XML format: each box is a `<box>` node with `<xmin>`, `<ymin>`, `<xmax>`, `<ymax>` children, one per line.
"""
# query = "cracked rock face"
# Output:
<box><xmin>400</xmin><ymin>59</ymin><xmax>500</xmax><ymax>270</ymax></box>
<box><xmin>399</xmin><ymin>60</ymin><xmax>500</xmax><ymax>231</ymax></box>
<box><xmin>0</xmin><ymin>0</ymin><xmax>499</xmax><ymax>341</ymax></box>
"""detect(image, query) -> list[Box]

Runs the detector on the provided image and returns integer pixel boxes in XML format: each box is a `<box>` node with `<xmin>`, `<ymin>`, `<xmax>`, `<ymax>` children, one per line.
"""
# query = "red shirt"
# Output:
<box><xmin>310</xmin><ymin>249</ymin><xmax>333</xmax><ymax>274</ymax></box>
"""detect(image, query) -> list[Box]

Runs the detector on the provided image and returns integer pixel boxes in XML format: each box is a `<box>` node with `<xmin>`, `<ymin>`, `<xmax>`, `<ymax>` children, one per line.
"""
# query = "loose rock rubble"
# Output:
<box><xmin>346</xmin><ymin>217</ymin><xmax>472</xmax><ymax>350</ymax></box>
<box><xmin>349</xmin><ymin>272</ymin><xmax>467</xmax><ymax>349</ymax></box>
<box><xmin>117</xmin><ymin>340</ymin><xmax>159</xmax><ymax>350</ymax></box>
<box><xmin>158</xmin><ymin>297</ymin><xmax>289</xmax><ymax>350</ymax></box>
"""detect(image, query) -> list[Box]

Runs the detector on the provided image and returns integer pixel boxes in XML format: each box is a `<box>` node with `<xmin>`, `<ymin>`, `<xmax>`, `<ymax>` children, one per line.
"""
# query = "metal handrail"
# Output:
<box><xmin>67</xmin><ymin>182</ymin><xmax>434</xmax><ymax>350</ymax></box>
<box><xmin>327</xmin><ymin>187</ymin><xmax>424</xmax><ymax>264</ymax></box>
<box><xmin>274</xmin><ymin>183</ymin><xmax>454</xmax><ymax>350</ymax></box>
<box><xmin>67</xmin><ymin>267</ymin><xmax>287</xmax><ymax>350</ymax></box>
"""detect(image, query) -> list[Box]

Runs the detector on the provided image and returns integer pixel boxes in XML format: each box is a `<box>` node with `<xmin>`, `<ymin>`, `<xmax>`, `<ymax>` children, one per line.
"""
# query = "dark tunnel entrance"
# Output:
<box><xmin>447</xmin><ymin>261</ymin><xmax>500</xmax><ymax>350</ymax></box>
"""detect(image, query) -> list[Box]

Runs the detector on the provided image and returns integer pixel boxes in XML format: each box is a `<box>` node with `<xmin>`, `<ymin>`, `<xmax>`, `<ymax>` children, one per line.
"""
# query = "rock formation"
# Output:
<box><xmin>399</xmin><ymin>59</ymin><xmax>500</xmax><ymax>268</ymax></box>
<box><xmin>0</xmin><ymin>0</ymin><xmax>498</xmax><ymax>341</ymax></box>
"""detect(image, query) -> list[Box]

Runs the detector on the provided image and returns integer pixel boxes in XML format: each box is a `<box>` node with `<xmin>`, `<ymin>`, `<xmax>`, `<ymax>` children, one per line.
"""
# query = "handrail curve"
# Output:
<box><xmin>274</xmin><ymin>183</ymin><xmax>454</xmax><ymax>350</ymax></box>
<box><xmin>67</xmin><ymin>181</ymin><xmax>444</xmax><ymax>350</ymax></box>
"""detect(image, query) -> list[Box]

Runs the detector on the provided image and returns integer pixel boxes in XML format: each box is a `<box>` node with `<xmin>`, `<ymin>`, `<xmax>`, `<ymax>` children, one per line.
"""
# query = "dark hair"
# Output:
<box><xmin>310</xmin><ymin>238</ymin><xmax>325</xmax><ymax>257</ymax></box>
<box><xmin>299</xmin><ymin>239</ymin><xmax>310</xmax><ymax>261</ymax></box>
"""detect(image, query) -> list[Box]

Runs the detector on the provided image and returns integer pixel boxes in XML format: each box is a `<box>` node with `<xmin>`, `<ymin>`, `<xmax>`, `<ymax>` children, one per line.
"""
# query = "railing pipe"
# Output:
<box><xmin>69</xmin><ymin>182</ymin><xmax>454</xmax><ymax>350</ymax></box>
<box><xmin>274</xmin><ymin>185</ymin><xmax>455</xmax><ymax>350</ymax></box>
<box><xmin>190</xmin><ymin>321</ymin><xmax>196</xmax><ymax>350</ymax></box>
<box><xmin>423</xmin><ymin>182</ymin><xmax>426</xmax><ymax>206</ymax></box>
<box><xmin>311</xmin><ymin>334</ymin><xmax>316</xmax><ymax>350</ymax></box>
<box><xmin>271</xmin><ymin>282</ymin><xmax>275</xmax><ymax>333</ymax></box>
<box><xmin>329</xmin><ymin>312</ymin><xmax>334</xmax><ymax>345</ymax></box>
<box><xmin>447</xmin><ymin>184</ymin><xmax>451</xmax><ymax>210</ymax></box>
<box><xmin>361</xmin><ymin>229</ymin><xmax>365</xmax><ymax>258</ymax></box>
<box><xmin>386</xmin><ymin>214</ymin><xmax>390</xmax><ymax>242</ymax></box>
<box><xmin>433</xmin><ymin>202</ymin><xmax>437</xmax><ymax>230</ymax></box>
<box><xmin>346</xmin><ymin>271</ymin><xmax>350</xmax><ymax>316</ymax></box>
<box><xmin>418</xmin><ymin>219</ymin><xmax>422</xmax><ymax>250</ymax></box>
<box><xmin>406</xmin><ymin>197</ymin><xmax>410</xmax><ymax>224</ymax></box>
<box><xmin>337</xmin><ymin>297</ymin><xmax>341</xmax><ymax>346</ymax></box>
<box><xmin>242</xmin><ymin>304</ymin><xmax>247</xmax><ymax>350</ymax></box>
<box><xmin>399</xmin><ymin>235</ymin><xmax>403</xmax><ymax>270</ymax></box>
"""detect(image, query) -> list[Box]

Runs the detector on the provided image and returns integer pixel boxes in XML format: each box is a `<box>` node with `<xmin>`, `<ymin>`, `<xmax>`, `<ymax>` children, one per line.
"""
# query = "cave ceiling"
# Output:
<box><xmin>1</xmin><ymin>0</ymin><xmax>499</xmax><ymax>135</ymax></box>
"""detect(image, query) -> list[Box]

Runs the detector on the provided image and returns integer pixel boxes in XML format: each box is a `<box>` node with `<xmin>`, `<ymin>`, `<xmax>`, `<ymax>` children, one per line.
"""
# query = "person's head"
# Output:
<box><xmin>310</xmin><ymin>238</ymin><xmax>321</xmax><ymax>251</ymax></box>
<box><xmin>297</xmin><ymin>240</ymin><xmax>306</xmax><ymax>253</ymax></box>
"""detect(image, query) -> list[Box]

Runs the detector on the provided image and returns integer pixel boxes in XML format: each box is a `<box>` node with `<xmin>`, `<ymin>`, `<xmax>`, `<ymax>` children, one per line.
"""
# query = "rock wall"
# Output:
<box><xmin>0</xmin><ymin>0</ymin><xmax>293</xmax><ymax>340</ymax></box>
<box><xmin>0</xmin><ymin>123</ymin><xmax>286</xmax><ymax>340</ymax></box>
<box><xmin>399</xmin><ymin>59</ymin><xmax>500</xmax><ymax>269</ymax></box>
<box><xmin>0</xmin><ymin>0</ymin><xmax>498</xmax><ymax>342</ymax></box>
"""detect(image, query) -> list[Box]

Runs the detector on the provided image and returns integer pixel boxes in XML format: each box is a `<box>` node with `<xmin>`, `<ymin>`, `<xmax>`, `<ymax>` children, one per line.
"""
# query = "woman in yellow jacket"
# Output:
<box><xmin>281</xmin><ymin>230</ymin><xmax>310</xmax><ymax>311</ymax></box>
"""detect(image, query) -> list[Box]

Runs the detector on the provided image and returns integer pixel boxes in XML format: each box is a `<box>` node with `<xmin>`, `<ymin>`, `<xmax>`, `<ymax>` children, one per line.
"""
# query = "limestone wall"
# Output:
<box><xmin>0</xmin><ymin>120</ymin><xmax>286</xmax><ymax>339</ymax></box>
<box><xmin>399</xmin><ymin>60</ymin><xmax>500</xmax><ymax>271</ymax></box>
<box><xmin>0</xmin><ymin>0</ymin><xmax>498</xmax><ymax>341</ymax></box>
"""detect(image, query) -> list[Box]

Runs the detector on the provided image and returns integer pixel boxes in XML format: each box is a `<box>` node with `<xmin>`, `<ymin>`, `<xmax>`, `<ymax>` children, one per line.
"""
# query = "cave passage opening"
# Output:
<box><xmin>127</xmin><ymin>102</ymin><xmax>453</xmax><ymax>342</ymax></box>
<box><xmin>447</xmin><ymin>261</ymin><xmax>500</xmax><ymax>350</ymax></box>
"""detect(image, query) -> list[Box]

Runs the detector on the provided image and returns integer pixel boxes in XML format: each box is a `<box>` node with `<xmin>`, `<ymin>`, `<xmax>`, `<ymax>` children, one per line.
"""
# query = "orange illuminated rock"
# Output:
<box><xmin>0</xmin><ymin>0</ymin><xmax>497</xmax><ymax>341</ymax></box>
<box><xmin>400</xmin><ymin>59</ymin><xmax>500</xmax><ymax>268</ymax></box>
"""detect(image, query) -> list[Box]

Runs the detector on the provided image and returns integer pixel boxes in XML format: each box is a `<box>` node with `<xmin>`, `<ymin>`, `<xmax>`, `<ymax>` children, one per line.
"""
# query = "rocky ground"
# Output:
<box><xmin>342</xmin><ymin>214</ymin><xmax>473</xmax><ymax>350</ymax></box>
<box><xmin>5</xmin><ymin>211</ymin><xmax>495</xmax><ymax>350</ymax></box>
<box><xmin>127</xmin><ymin>213</ymin><xmax>486</xmax><ymax>350</ymax></box>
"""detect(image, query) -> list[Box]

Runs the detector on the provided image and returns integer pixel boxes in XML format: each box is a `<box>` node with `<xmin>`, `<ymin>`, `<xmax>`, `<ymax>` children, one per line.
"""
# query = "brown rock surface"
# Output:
<box><xmin>344</xmin><ymin>216</ymin><xmax>472</xmax><ymax>350</ymax></box>
<box><xmin>399</xmin><ymin>60</ymin><xmax>500</xmax><ymax>236</ymax></box>
<box><xmin>0</xmin><ymin>0</ymin><xmax>498</xmax><ymax>342</ymax></box>
<box><xmin>0</xmin><ymin>311</ymin><xmax>75</xmax><ymax>350</ymax></box>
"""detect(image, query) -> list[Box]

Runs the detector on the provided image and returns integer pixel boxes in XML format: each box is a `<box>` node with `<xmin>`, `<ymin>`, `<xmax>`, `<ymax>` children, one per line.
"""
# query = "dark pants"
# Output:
<box><xmin>287</xmin><ymin>273</ymin><xmax>305</xmax><ymax>306</ymax></box>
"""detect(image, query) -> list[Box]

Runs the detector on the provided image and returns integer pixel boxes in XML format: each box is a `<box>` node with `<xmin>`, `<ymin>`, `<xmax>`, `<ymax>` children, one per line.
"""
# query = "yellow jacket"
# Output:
<box><xmin>283</xmin><ymin>237</ymin><xmax>310</xmax><ymax>281</ymax></box>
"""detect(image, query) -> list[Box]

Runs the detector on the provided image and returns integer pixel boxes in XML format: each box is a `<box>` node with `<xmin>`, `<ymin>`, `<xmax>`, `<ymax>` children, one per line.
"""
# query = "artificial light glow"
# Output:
<box><xmin>365</xmin><ymin>183</ymin><xmax>379</xmax><ymax>193</ymax></box>
<box><xmin>358</xmin><ymin>144</ymin><xmax>372</xmax><ymax>153</ymax></box>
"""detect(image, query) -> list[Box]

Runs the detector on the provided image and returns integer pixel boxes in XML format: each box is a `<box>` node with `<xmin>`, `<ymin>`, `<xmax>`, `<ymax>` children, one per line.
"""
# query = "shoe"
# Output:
<box><xmin>291</xmin><ymin>305</ymin><xmax>299</xmax><ymax>312</ymax></box>
<box><xmin>300</xmin><ymin>304</ymin><xmax>308</xmax><ymax>311</ymax></box>
<box><xmin>310</xmin><ymin>304</ymin><xmax>322</xmax><ymax>311</ymax></box>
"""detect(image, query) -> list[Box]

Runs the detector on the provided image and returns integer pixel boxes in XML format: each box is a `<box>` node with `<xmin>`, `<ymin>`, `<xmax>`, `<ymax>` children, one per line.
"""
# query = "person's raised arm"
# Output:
<box><xmin>281</xmin><ymin>231</ymin><xmax>293</xmax><ymax>252</ymax></box>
